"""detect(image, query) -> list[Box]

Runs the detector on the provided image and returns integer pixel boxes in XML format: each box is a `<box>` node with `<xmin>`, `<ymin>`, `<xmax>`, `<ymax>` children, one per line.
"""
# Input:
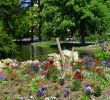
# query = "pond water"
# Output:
<box><xmin>15</xmin><ymin>45</ymin><xmax>58</xmax><ymax>61</ymax></box>
<box><xmin>15</xmin><ymin>43</ymin><xmax>95</xmax><ymax>61</ymax></box>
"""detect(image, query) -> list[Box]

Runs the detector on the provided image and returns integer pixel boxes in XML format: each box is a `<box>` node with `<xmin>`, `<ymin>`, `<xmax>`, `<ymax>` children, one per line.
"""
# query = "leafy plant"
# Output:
<box><xmin>94</xmin><ymin>85</ymin><xmax>102</xmax><ymax>97</ymax></box>
<box><xmin>95</xmin><ymin>50</ymin><xmax>110</xmax><ymax>61</ymax></box>
<box><xmin>55</xmin><ymin>92</ymin><xmax>61</xmax><ymax>97</ymax></box>
<box><xmin>70</xmin><ymin>79</ymin><xmax>81</xmax><ymax>91</ymax></box>
<box><xmin>78</xmin><ymin>93</ymin><xmax>90</xmax><ymax>100</ymax></box>
<box><xmin>29</xmin><ymin>82</ymin><xmax>39</xmax><ymax>92</ymax></box>
<box><xmin>72</xmin><ymin>65</ymin><xmax>80</xmax><ymax>71</ymax></box>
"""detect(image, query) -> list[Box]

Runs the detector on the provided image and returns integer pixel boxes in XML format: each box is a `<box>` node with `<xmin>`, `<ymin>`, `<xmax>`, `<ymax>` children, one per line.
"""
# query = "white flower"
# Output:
<box><xmin>45</xmin><ymin>97</ymin><xmax>50</xmax><ymax>100</ymax></box>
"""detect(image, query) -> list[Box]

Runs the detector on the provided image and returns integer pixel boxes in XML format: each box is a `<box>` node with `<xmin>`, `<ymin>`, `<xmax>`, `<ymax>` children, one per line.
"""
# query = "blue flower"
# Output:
<box><xmin>63</xmin><ymin>89</ymin><xmax>69</xmax><ymax>97</ymax></box>
<box><xmin>36</xmin><ymin>89</ymin><xmax>44</xmax><ymax>96</ymax></box>
<box><xmin>84</xmin><ymin>86</ymin><xmax>92</xmax><ymax>92</ymax></box>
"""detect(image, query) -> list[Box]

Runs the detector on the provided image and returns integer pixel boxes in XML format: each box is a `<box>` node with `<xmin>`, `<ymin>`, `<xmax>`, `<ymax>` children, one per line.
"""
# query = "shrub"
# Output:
<box><xmin>0</xmin><ymin>33</ymin><xmax>16</xmax><ymax>58</ymax></box>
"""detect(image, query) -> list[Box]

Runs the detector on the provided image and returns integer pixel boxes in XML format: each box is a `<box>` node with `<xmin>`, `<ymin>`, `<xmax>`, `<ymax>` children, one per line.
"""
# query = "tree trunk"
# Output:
<box><xmin>38</xmin><ymin>22</ymin><xmax>42</xmax><ymax>41</ymax></box>
<box><xmin>80</xmin><ymin>20</ymin><xmax>85</xmax><ymax>44</ymax></box>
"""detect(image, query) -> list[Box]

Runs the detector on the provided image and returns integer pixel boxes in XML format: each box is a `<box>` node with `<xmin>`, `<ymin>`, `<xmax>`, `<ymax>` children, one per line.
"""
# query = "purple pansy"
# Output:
<box><xmin>63</xmin><ymin>89</ymin><xmax>69</xmax><ymax>97</ymax></box>
<box><xmin>84</xmin><ymin>86</ymin><xmax>92</xmax><ymax>92</ymax></box>
<box><xmin>0</xmin><ymin>72</ymin><xmax>7</xmax><ymax>80</ymax></box>
<box><xmin>36</xmin><ymin>89</ymin><xmax>44</xmax><ymax>96</ymax></box>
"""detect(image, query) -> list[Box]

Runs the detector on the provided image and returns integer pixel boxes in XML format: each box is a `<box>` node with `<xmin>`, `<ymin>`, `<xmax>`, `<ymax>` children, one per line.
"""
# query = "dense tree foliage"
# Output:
<box><xmin>0</xmin><ymin>20</ymin><xmax>16</xmax><ymax>58</ymax></box>
<box><xmin>41</xmin><ymin>0</ymin><xmax>110</xmax><ymax>43</ymax></box>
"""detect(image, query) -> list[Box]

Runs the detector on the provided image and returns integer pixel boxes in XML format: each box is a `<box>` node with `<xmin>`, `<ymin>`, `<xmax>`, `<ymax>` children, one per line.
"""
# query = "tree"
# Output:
<box><xmin>41</xmin><ymin>0</ymin><xmax>110</xmax><ymax>43</ymax></box>
<box><xmin>41</xmin><ymin>0</ymin><xmax>75</xmax><ymax>40</ymax></box>
<box><xmin>0</xmin><ymin>0</ymin><xmax>19</xmax><ymax>35</ymax></box>
<box><xmin>11</xmin><ymin>6</ymin><xmax>39</xmax><ymax>41</ymax></box>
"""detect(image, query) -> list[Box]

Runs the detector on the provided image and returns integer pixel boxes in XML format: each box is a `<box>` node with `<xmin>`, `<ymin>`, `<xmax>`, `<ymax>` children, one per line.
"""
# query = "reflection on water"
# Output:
<box><xmin>16</xmin><ymin>45</ymin><xmax>58</xmax><ymax>61</ymax></box>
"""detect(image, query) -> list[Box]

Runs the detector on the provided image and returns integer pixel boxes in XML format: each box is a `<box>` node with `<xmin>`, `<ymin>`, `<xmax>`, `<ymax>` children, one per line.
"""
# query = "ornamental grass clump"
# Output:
<box><xmin>70</xmin><ymin>79</ymin><xmax>81</xmax><ymax>91</ymax></box>
<box><xmin>55</xmin><ymin>92</ymin><xmax>61</xmax><ymax>97</ymax></box>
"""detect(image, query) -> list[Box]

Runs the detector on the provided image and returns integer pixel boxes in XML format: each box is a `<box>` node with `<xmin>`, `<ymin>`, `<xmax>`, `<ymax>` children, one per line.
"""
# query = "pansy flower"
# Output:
<box><xmin>84</xmin><ymin>86</ymin><xmax>92</xmax><ymax>93</ymax></box>
<box><xmin>63</xmin><ymin>89</ymin><xmax>69</xmax><ymax>97</ymax></box>
<box><xmin>45</xmin><ymin>60</ymin><xmax>54</xmax><ymax>67</ymax></box>
<box><xmin>36</xmin><ymin>89</ymin><xmax>44</xmax><ymax>96</ymax></box>
<box><xmin>74</xmin><ymin>70</ymin><xmax>83</xmax><ymax>82</ymax></box>
<box><xmin>0</xmin><ymin>72</ymin><xmax>8</xmax><ymax>80</ymax></box>
<box><xmin>41</xmin><ymin>70</ymin><xmax>48</xmax><ymax>75</ymax></box>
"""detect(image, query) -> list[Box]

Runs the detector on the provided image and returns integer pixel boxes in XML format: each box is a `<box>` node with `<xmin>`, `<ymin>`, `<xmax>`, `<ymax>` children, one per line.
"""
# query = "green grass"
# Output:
<box><xmin>75</xmin><ymin>44</ymin><xmax>101</xmax><ymax>52</ymax></box>
<box><xmin>32</xmin><ymin>41</ymin><xmax>55</xmax><ymax>48</ymax></box>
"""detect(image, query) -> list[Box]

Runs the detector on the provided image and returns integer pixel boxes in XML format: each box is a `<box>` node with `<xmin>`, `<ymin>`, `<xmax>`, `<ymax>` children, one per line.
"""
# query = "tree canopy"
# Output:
<box><xmin>41</xmin><ymin>0</ymin><xmax>110</xmax><ymax>43</ymax></box>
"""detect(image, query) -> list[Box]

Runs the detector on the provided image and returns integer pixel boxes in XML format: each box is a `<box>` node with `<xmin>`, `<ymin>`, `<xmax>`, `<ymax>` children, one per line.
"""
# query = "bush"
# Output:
<box><xmin>85</xmin><ymin>34</ymin><xmax>98</xmax><ymax>42</ymax></box>
<box><xmin>0</xmin><ymin>33</ymin><xmax>16</xmax><ymax>58</ymax></box>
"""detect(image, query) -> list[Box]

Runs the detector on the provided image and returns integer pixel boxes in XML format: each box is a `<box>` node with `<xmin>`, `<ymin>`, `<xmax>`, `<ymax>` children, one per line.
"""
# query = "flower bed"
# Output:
<box><xmin>0</xmin><ymin>55</ymin><xmax>110</xmax><ymax>100</ymax></box>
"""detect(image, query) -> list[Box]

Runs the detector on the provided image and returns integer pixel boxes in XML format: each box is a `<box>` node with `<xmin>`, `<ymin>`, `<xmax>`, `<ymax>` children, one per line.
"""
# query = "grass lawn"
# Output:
<box><xmin>32</xmin><ymin>41</ymin><xmax>55</xmax><ymax>48</ymax></box>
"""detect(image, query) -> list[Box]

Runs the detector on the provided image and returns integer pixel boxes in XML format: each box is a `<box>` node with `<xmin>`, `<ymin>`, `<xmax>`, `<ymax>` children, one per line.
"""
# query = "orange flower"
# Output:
<box><xmin>76</xmin><ymin>60</ymin><xmax>83</xmax><ymax>65</ymax></box>
<box><xmin>94</xmin><ymin>60</ymin><xmax>100</xmax><ymax>65</ymax></box>
<box><xmin>19</xmin><ymin>67</ymin><xmax>24</xmax><ymax>70</ymax></box>
<box><xmin>29</xmin><ymin>72</ymin><xmax>35</xmax><ymax>77</ymax></box>
<box><xmin>95</xmin><ymin>68</ymin><xmax>103</xmax><ymax>73</ymax></box>
<box><xmin>25</xmin><ymin>67</ymin><xmax>29</xmax><ymax>71</ymax></box>
<box><xmin>104</xmin><ymin>70</ymin><xmax>108</xmax><ymax>74</ymax></box>
<box><xmin>10</xmin><ymin>73</ymin><xmax>18</xmax><ymax>77</ymax></box>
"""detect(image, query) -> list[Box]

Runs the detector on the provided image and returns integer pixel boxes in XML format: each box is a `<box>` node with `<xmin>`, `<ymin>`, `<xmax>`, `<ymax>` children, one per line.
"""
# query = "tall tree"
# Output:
<box><xmin>42</xmin><ymin>0</ymin><xmax>110</xmax><ymax>43</ymax></box>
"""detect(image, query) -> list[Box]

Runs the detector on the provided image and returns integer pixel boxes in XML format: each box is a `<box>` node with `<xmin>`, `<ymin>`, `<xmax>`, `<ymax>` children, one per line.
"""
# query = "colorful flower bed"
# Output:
<box><xmin>0</xmin><ymin>54</ymin><xmax>110</xmax><ymax>100</ymax></box>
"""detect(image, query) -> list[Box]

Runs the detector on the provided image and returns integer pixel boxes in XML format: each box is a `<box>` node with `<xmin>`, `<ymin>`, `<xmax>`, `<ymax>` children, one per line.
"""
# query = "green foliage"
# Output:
<box><xmin>55</xmin><ymin>92</ymin><xmax>61</xmax><ymax>97</ymax></box>
<box><xmin>72</xmin><ymin>65</ymin><xmax>79</xmax><ymax>71</ymax></box>
<box><xmin>0</xmin><ymin>33</ymin><xmax>16</xmax><ymax>57</ymax></box>
<box><xmin>29</xmin><ymin>81</ymin><xmax>39</xmax><ymax>92</ymax></box>
<box><xmin>12</xmin><ymin>6</ymin><xmax>39</xmax><ymax>40</ymax></box>
<box><xmin>85</xmin><ymin>34</ymin><xmax>98</xmax><ymax>42</ymax></box>
<box><xmin>70</xmin><ymin>79</ymin><xmax>81</xmax><ymax>91</ymax></box>
<box><xmin>95</xmin><ymin>50</ymin><xmax>110</xmax><ymax>60</ymax></box>
<box><xmin>94</xmin><ymin>85</ymin><xmax>102</xmax><ymax>97</ymax></box>
<box><xmin>0</xmin><ymin>0</ymin><xmax>19</xmax><ymax>18</ymax></box>
<box><xmin>42</xmin><ymin>0</ymin><xmax>110</xmax><ymax>42</ymax></box>
<box><xmin>78</xmin><ymin>93</ymin><xmax>90</xmax><ymax>100</ymax></box>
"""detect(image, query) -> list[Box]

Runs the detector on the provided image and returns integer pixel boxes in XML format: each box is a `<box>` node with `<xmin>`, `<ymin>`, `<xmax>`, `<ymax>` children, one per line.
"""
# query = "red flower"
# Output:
<box><xmin>45</xmin><ymin>60</ymin><xmax>54</xmax><ymax>67</ymax></box>
<box><xmin>11</xmin><ymin>65</ymin><xmax>16</xmax><ymax>68</ymax></box>
<box><xmin>29</xmin><ymin>72</ymin><xmax>35</xmax><ymax>77</ymax></box>
<box><xmin>42</xmin><ymin>70</ymin><xmax>47</xmax><ymax>75</ymax></box>
<box><xmin>70</xmin><ymin>64</ymin><xmax>74</xmax><ymax>67</ymax></box>
<box><xmin>74</xmin><ymin>71</ymin><xmax>83</xmax><ymax>82</ymax></box>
